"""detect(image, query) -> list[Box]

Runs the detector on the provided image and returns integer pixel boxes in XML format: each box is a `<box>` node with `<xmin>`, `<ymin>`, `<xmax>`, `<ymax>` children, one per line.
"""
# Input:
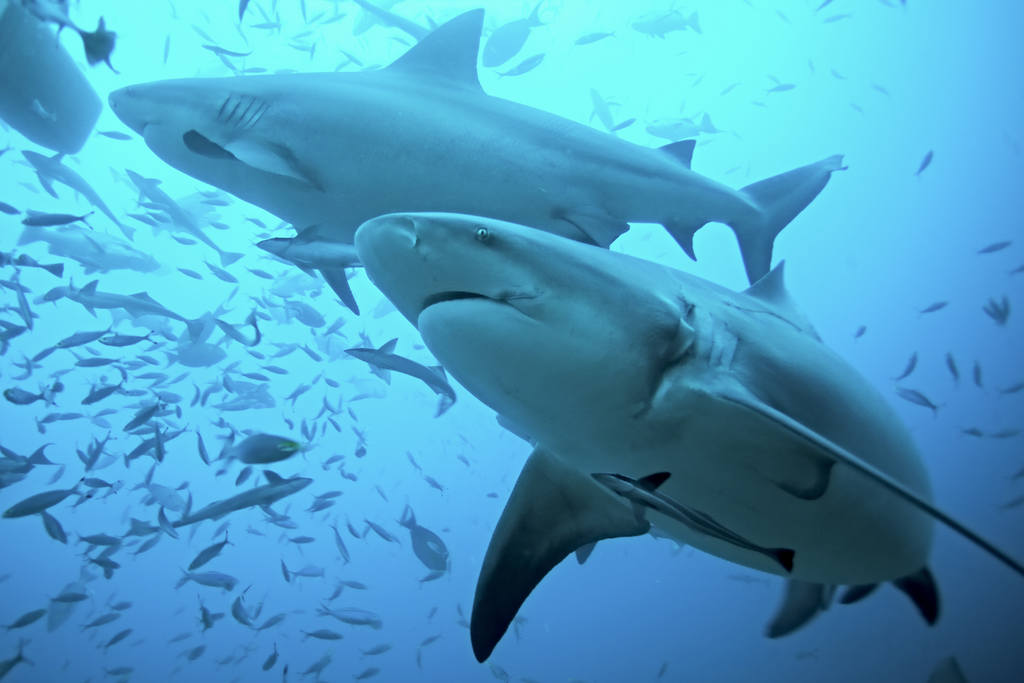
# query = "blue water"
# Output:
<box><xmin>2</xmin><ymin>1</ymin><xmax>1023</xmax><ymax>681</ymax></box>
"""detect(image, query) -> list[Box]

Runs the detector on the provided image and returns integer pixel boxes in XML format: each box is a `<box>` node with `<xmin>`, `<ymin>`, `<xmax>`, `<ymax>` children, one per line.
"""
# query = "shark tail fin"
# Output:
<box><xmin>732</xmin><ymin>154</ymin><xmax>846</xmax><ymax>284</ymax></box>
<box><xmin>219</xmin><ymin>250</ymin><xmax>245</xmax><ymax>267</ymax></box>
<box><xmin>663</xmin><ymin>155</ymin><xmax>845</xmax><ymax>284</ymax></box>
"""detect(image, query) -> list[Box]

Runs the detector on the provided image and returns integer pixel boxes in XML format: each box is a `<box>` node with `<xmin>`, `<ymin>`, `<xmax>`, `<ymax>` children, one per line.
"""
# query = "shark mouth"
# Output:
<box><xmin>420</xmin><ymin>290</ymin><xmax>541</xmax><ymax>318</ymax></box>
<box><xmin>422</xmin><ymin>291</ymin><xmax>488</xmax><ymax>310</ymax></box>
<box><xmin>183</xmin><ymin>130</ymin><xmax>236</xmax><ymax>160</ymax></box>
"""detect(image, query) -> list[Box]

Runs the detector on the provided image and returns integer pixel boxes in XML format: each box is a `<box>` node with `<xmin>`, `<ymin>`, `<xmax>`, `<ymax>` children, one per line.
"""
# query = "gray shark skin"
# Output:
<box><xmin>354</xmin><ymin>212</ymin><xmax>1024</xmax><ymax>661</ymax></box>
<box><xmin>108</xmin><ymin>9</ymin><xmax>843</xmax><ymax>286</ymax></box>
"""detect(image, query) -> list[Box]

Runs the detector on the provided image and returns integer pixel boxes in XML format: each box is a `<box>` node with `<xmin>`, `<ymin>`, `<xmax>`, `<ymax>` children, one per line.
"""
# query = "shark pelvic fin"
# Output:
<box><xmin>318</xmin><ymin>267</ymin><xmax>360</xmax><ymax>315</ymax></box>
<box><xmin>765</xmin><ymin>580</ymin><xmax>835</xmax><ymax>638</ymax></box>
<box><xmin>720</xmin><ymin>389</ymin><xmax>1024</xmax><ymax>580</ymax></box>
<box><xmin>388</xmin><ymin>9</ymin><xmax>484</xmax><ymax>90</ymax></box>
<box><xmin>471</xmin><ymin>447</ymin><xmax>650</xmax><ymax>661</ymax></box>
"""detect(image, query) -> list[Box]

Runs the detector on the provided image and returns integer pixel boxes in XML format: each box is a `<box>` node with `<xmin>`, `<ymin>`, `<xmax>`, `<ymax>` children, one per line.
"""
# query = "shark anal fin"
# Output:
<box><xmin>765</xmin><ymin>580</ymin><xmax>833</xmax><ymax>639</ymax></box>
<box><xmin>720</xmin><ymin>390</ymin><xmax>1024</xmax><ymax>579</ymax></box>
<box><xmin>555</xmin><ymin>207</ymin><xmax>629</xmax><ymax>248</ymax></box>
<box><xmin>471</xmin><ymin>447</ymin><xmax>649</xmax><ymax>662</ymax></box>
<box><xmin>892</xmin><ymin>566</ymin><xmax>940</xmax><ymax>625</ymax></box>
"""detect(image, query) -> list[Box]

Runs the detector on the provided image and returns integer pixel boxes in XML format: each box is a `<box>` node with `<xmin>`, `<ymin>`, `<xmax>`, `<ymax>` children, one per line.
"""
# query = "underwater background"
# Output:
<box><xmin>1</xmin><ymin>1</ymin><xmax>1023</xmax><ymax>681</ymax></box>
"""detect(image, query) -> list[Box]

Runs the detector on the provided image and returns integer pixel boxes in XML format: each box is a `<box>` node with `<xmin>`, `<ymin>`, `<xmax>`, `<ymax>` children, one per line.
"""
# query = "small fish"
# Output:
<box><xmin>97</xmin><ymin>130</ymin><xmax>132</xmax><ymax>140</ymax></box>
<box><xmin>498</xmin><ymin>53</ymin><xmax>545</xmax><ymax>77</ymax></box>
<box><xmin>6</xmin><ymin>608</ymin><xmax>47</xmax><ymax>629</ymax></box>
<box><xmin>977</xmin><ymin>240</ymin><xmax>1011</xmax><ymax>254</ymax></box>
<box><xmin>0</xmin><ymin>201</ymin><xmax>18</xmax><ymax>215</ymax></box>
<box><xmin>852</xmin><ymin>325</ymin><xmax>866</xmax><ymax>339</ymax></box>
<box><xmin>973</xmin><ymin>361</ymin><xmax>983</xmax><ymax>388</ymax></box>
<box><xmin>21</xmin><ymin>211</ymin><xmax>94</xmax><ymax>227</ymax></box>
<box><xmin>895</xmin><ymin>387</ymin><xmax>939</xmax><ymax>414</ymax></box>
<box><xmin>892</xmin><ymin>352</ymin><xmax>918</xmax><ymax>381</ymax></box>
<box><xmin>915</xmin><ymin>150</ymin><xmax>934</xmax><ymax>176</ymax></box>
<box><xmin>574</xmin><ymin>31</ymin><xmax>614</xmax><ymax>45</ymax></box>
<box><xmin>945</xmin><ymin>353</ymin><xmax>959</xmax><ymax>384</ymax></box>
<box><xmin>919</xmin><ymin>301</ymin><xmax>947</xmax><ymax>314</ymax></box>
<box><xmin>202</xmin><ymin>44</ymin><xmax>253</xmax><ymax>58</ymax></box>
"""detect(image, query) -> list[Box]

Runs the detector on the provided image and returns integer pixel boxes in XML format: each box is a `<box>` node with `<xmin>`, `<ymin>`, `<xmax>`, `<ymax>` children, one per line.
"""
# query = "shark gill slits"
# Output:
<box><xmin>182</xmin><ymin>130</ymin><xmax>236</xmax><ymax>160</ymax></box>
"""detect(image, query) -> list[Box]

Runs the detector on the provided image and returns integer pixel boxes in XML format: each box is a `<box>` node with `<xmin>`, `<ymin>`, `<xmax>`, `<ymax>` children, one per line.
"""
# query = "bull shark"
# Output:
<box><xmin>108</xmin><ymin>9</ymin><xmax>843</xmax><ymax>292</ymax></box>
<box><xmin>353</xmin><ymin>212</ymin><xmax>1024</xmax><ymax>661</ymax></box>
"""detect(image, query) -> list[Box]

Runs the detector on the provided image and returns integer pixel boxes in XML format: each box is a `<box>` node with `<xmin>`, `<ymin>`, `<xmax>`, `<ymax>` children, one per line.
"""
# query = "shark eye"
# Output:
<box><xmin>475</xmin><ymin>227</ymin><xmax>490</xmax><ymax>243</ymax></box>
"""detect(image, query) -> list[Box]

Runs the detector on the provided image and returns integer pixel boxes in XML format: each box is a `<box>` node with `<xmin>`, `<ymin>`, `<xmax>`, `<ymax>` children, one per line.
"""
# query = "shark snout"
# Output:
<box><xmin>107</xmin><ymin>86</ymin><xmax>146</xmax><ymax>133</ymax></box>
<box><xmin>355</xmin><ymin>213</ymin><xmax>420</xmax><ymax>265</ymax></box>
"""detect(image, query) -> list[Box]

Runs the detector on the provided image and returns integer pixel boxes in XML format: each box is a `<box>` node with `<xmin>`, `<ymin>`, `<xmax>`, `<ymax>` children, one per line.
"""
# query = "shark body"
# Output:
<box><xmin>109</xmin><ymin>10</ymin><xmax>842</xmax><ymax>288</ymax></box>
<box><xmin>354</xmin><ymin>211</ymin><xmax>1024</xmax><ymax>661</ymax></box>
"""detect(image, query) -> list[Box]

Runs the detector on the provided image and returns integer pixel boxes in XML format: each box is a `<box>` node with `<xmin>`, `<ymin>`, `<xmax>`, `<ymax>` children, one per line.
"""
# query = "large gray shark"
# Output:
<box><xmin>108</xmin><ymin>9</ymin><xmax>843</xmax><ymax>287</ymax></box>
<box><xmin>353</xmin><ymin>212</ymin><xmax>1024</xmax><ymax>661</ymax></box>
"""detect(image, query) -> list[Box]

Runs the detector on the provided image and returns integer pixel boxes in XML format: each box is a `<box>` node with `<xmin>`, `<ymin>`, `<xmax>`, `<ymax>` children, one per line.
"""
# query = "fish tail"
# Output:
<box><xmin>219</xmin><ymin>250</ymin><xmax>245</xmax><ymax>267</ymax></box>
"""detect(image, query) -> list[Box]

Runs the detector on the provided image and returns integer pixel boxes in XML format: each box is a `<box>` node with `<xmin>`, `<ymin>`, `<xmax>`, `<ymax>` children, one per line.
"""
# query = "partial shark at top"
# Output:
<box><xmin>109</xmin><ymin>9</ymin><xmax>844</xmax><ymax>299</ymax></box>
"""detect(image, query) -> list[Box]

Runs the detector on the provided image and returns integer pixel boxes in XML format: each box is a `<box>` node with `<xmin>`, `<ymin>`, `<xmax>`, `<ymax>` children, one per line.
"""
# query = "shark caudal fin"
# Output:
<box><xmin>732</xmin><ymin>155</ymin><xmax>847</xmax><ymax>283</ymax></box>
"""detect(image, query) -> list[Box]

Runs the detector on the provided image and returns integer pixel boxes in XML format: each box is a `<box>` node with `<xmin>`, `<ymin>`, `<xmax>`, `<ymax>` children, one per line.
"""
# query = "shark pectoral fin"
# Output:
<box><xmin>557</xmin><ymin>207</ymin><xmax>629</xmax><ymax>248</ymax></box>
<box><xmin>471</xmin><ymin>447</ymin><xmax>650</xmax><ymax>662</ymax></box>
<box><xmin>495</xmin><ymin>414</ymin><xmax>534</xmax><ymax>444</ymax></box>
<box><xmin>318</xmin><ymin>267</ymin><xmax>360</xmax><ymax>315</ymax></box>
<box><xmin>892</xmin><ymin>566</ymin><xmax>940</xmax><ymax>625</ymax></box>
<box><xmin>223</xmin><ymin>138</ymin><xmax>324</xmax><ymax>191</ymax></box>
<box><xmin>765</xmin><ymin>580</ymin><xmax>831</xmax><ymax>638</ymax></box>
<box><xmin>720</xmin><ymin>389</ymin><xmax>1024</xmax><ymax>579</ymax></box>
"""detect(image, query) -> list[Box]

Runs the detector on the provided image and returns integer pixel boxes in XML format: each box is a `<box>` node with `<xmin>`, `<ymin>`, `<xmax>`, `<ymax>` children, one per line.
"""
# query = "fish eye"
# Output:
<box><xmin>475</xmin><ymin>227</ymin><xmax>490</xmax><ymax>242</ymax></box>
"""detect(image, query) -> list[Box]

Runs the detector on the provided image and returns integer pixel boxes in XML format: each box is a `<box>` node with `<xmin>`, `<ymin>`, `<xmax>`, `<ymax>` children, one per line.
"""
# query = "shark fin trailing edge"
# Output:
<box><xmin>663</xmin><ymin>155</ymin><xmax>846</xmax><ymax>283</ymax></box>
<box><xmin>387</xmin><ymin>9</ymin><xmax>485</xmax><ymax>90</ymax></box>
<box><xmin>471</xmin><ymin>447</ymin><xmax>650</xmax><ymax>662</ymax></box>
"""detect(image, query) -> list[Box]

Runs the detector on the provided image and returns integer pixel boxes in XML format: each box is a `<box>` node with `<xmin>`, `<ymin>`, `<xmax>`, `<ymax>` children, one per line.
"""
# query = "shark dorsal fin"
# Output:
<box><xmin>636</xmin><ymin>471</ymin><xmax>671</xmax><ymax>491</ymax></box>
<box><xmin>378</xmin><ymin>338</ymin><xmax>398</xmax><ymax>354</ymax></box>
<box><xmin>387</xmin><ymin>9</ymin><xmax>484</xmax><ymax>90</ymax></box>
<box><xmin>471</xmin><ymin>447</ymin><xmax>650</xmax><ymax>662</ymax></box>
<box><xmin>659</xmin><ymin>140</ymin><xmax>695</xmax><ymax>168</ymax></box>
<box><xmin>81</xmin><ymin>280</ymin><xmax>99</xmax><ymax>295</ymax></box>
<box><xmin>744</xmin><ymin>260</ymin><xmax>788</xmax><ymax>305</ymax></box>
<box><xmin>263</xmin><ymin>470</ymin><xmax>284</xmax><ymax>485</ymax></box>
